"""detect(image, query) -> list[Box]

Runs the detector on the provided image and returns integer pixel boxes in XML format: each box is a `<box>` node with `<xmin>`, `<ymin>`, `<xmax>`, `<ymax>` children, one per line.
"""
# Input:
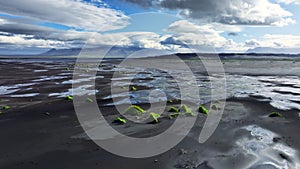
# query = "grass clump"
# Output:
<box><xmin>181</xmin><ymin>104</ymin><xmax>196</xmax><ymax>117</ymax></box>
<box><xmin>269</xmin><ymin>112</ymin><xmax>282</xmax><ymax>117</ymax></box>
<box><xmin>167</xmin><ymin>99</ymin><xmax>173</xmax><ymax>103</ymax></box>
<box><xmin>168</xmin><ymin>106</ymin><xmax>179</xmax><ymax>113</ymax></box>
<box><xmin>131</xmin><ymin>86</ymin><xmax>137</xmax><ymax>91</ymax></box>
<box><xmin>66</xmin><ymin>95</ymin><xmax>73</xmax><ymax>101</ymax></box>
<box><xmin>86</xmin><ymin>98</ymin><xmax>93</xmax><ymax>103</ymax></box>
<box><xmin>211</xmin><ymin>105</ymin><xmax>218</xmax><ymax>110</ymax></box>
<box><xmin>149</xmin><ymin>112</ymin><xmax>160</xmax><ymax>123</ymax></box>
<box><xmin>198</xmin><ymin>106</ymin><xmax>209</xmax><ymax>115</ymax></box>
<box><xmin>124</xmin><ymin>105</ymin><xmax>145</xmax><ymax>116</ymax></box>
<box><xmin>168</xmin><ymin>113</ymin><xmax>180</xmax><ymax>119</ymax></box>
<box><xmin>2</xmin><ymin>105</ymin><xmax>10</xmax><ymax>110</ymax></box>
<box><xmin>113</xmin><ymin>117</ymin><xmax>127</xmax><ymax>124</ymax></box>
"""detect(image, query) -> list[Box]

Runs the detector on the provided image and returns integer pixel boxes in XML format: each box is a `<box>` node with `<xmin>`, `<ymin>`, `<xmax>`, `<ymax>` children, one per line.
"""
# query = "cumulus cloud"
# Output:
<box><xmin>245</xmin><ymin>39</ymin><xmax>260</xmax><ymax>47</ymax></box>
<box><xmin>164</xmin><ymin>20</ymin><xmax>229</xmax><ymax>48</ymax></box>
<box><xmin>87</xmin><ymin>32</ymin><xmax>170</xmax><ymax>50</ymax></box>
<box><xmin>261</xmin><ymin>34</ymin><xmax>300</xmax><ymax>48</ymax></box>
<box><xmin>123</xmin><ymin>0</ymin><xmax>294</xmax><ymax>26</ymax></box>
<box><xmin>0</xmin><ymin>0</ymin><xmax>129</xmax><ymax>31</ymax></box>
<box><xmin>277</xmin><ymin>0</ymin><xmax>300</xmax><ymax>4</ymax></box>
<box><xmin>0</xmin><ymin>34</ymin><xmax>66</xmax><ymax>48</ymax></box>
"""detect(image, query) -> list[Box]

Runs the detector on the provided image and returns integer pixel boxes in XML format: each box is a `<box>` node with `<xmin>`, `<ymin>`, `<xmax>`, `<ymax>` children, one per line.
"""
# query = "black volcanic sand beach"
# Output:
<box><xmin>0</xmin><ymin>58</ymin><xmax>300</xmax><ymax>169</ymax></box>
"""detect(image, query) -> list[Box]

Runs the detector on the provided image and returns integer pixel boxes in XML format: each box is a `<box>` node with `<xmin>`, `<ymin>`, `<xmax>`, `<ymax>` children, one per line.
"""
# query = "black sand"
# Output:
<box><xmin>0</xmin><ymin>59</ymin><xmax>299</xmax><ymax>169</ymax></box>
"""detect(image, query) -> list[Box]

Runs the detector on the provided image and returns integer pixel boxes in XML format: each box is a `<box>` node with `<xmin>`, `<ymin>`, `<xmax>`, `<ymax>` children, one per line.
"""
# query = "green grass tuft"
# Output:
<box><xmin>167</xmin><ymin>99</ymin><xmax>173</xmax><ymax>103</ymax></box>
<box><xmin>86</xmin><ymin>98</ymin><xmax>93</xmax><ymax>103</ymax></box>
<box><xmin>131</xmin><ymin>86</ymin><xmax>137</xmax><ymax>91</ymax></box>
<box><xmin>124</xmin><ymin>105</ymin><xmax>146</xmax><ymax>116</ymax></box>
<box><xmin>181</xmin><ymin>104</ymin><xmax>196</xmax><ymax>116</ymax></box>
<box><xmin>168</xmin><ymin>106</ymin><xmax>179</xmax><ymax>113</ymax></box>
<box><xmin>113</xmin><ymin>117</ymin><xmax>127</xmax><ymax>124</ymax></box>
<box><xmin>198</xmin><ymin>106</ymin><xmax>209</xmax><ymax>115</ymax></box>
<box><xmin>66</xmin><ymin>95</ymin><xmax>73</xmax><ymax>101</ymax></box>
<box><xmin>149</xmin><ymin>112</ymin><xmax>160</xmax><ymax>123</ymax></box>
<box><xmin>211</xmin><ymin>105</ymin><xmax>218</xmax><ymax>110</ymax></box>
<box><xmin>269</xmin><ymin>112</ymin><xmax>282</xmax><ymax>117</ymax></box>
<box><xmin>168</xmin><ymin>112</ymin><xmax>180</xmax><ymax>119</ymax></box>
<box><xmin>2</xmin><ymin>105</ymin><xmax>10</xmax><ymax>110</ymax></box>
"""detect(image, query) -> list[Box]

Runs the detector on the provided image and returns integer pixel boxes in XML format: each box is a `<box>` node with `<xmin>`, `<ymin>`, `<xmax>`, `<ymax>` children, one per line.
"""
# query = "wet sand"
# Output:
<box><xmin>0</xmin><ymin>58</ymin><xmax>299</xmax><ymax>169</ymax></box>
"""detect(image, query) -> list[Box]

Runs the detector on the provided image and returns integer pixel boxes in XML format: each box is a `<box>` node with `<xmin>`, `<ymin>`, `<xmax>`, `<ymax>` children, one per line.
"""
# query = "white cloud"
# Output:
<box><xmin>165</xmin><ymin>20</ymin><xmax>227</xmax><ymax>47</ymax></box>
<box><xmin>0</xmin><ymin>18</ymin><xmax>8</xmax><ymax>25</ymax></box>
<box><xmin>1</xmin><ymin>15</ymin><xmax>300</xmax><ymax>53</ymax></box>
<box><xmin>245</xmin><ymin>39</ymin><xmax>261</xmax><ymax>47</ymax></box>
<box><xmin>87</xmin><ymin>32</ymin><xmax>169</xmax><ymax>50</ymax></box>
<box><xmin>163</xmin><ymin>20</ymin><xmax>246</xmax><ymax>52</ymax></box>
<box><xmin>260</xmin><ymin>34</ymin><xmax>300</xmax><ymax>48</ymax></box>
<box><xmin>210</xmin><ymin>23</ymin><xmax>242</xmax><ymax>33</ymax></box>
<box><xmin>0</xmin><ymin>0</ymin><xmax>129</xmax><ymax>31</ymax></box>
<box><xmin>0</xmin><ymin>34</ymin><xmax>66</xmax><ymax>48</ymax></box>
<box><xmin>125</xmin><ymin>0</ymin><xmax>294</xmax><ymax>26</ymax></box>
<box><xmin>277</xmin><ymin>0</ymin><xmax>300</xmax><ymax>4</ymax></box>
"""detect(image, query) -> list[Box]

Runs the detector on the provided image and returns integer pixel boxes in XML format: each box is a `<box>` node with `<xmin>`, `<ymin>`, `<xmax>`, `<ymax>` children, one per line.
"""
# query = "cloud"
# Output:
<box><xmin>277</xmin><ymin>0</ymin><xmax>300</xmax><ymax>4</ymax></box>
<box><xmin>245</xmin><ymin>39</ymin><xmax>260</xmax><ymax>47</ymax></box>
<box><xmin>261</xmin><ymin>34</ymin><xmax>300</xmax><ymax>48</ymax></box>
<box><xmin>0</xmin><ymin>34</ymin><xmax>66</xmax><ymax>48</ymax></box>
<box><xmin>1</xmin><ymin>11</ymin><xmax>299</xmax><ymax>54</ymax></box>
<box><xmin>0</xmin><ymin>23</ymin><xmax>59</xmax><ymax>38</ymax></box>
<box><xmin>242</xmin><ymin>34</ymin><xmax>300</xmax><ymax>51</ymax></box>
<box><xmin>0</xmin><ymin>0</ymin><xmax>129</xmax><ymax>31</ymax></box>
<box><xmin>123</xmin><ymin>0</ymin><xmax>294</xmax><ymax>26</ymax></box>
<box><xmin>164</xmin><ymin>20</ymin><xmax>228</xmax><ymax>48</ymax></box>
<box><xmin>88</xmin><ymin>32</ymin><xmax>169</xmax><ymax>50</ymax></box>
<box><xmin>0</xmin><ymin>20</ymin><xmax>100</xmax><ymax>46</ymax></box>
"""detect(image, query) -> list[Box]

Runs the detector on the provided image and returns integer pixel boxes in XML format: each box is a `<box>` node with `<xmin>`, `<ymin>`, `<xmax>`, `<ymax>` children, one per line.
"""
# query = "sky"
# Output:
<box><xmin>1</xmin><ymin>0</ymin><xmax>300</xmax><ymax>54</ymax></box>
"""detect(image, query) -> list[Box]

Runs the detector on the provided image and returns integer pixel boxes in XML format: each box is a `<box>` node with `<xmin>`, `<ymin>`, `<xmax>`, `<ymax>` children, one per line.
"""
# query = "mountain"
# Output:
<box><xmin>247</xmin><ymin>47</ymin><xmax>300</xmax><ymax>54</ymax></box>
<box><xmin>41</xmin><ymin>46</ymin><xmax>150</xmax><ymax>57</ymax></box>
<box><xmin>0</xmin><ymin>48</ymin><xmax>49</xmax><ymax>56</ymax></box>
<box><xmin>42</xmin><ymin>48</ymin><xmax>81</xmax><ymax>56</ymax></box>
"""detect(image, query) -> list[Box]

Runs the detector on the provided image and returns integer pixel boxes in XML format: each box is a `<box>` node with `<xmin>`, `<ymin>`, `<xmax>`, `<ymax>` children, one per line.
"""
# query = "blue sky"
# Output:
<box><xmin>0</xmin><ymin>0</ymin><xmax>300</xmax><ymax>54</ymax></box>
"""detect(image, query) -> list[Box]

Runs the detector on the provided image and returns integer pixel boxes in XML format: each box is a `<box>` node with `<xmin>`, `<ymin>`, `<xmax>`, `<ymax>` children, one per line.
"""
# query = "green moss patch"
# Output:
<box><xmin>168</xmin><ymin>106</ymin><xmax>179</xmax><ymax>113</ymax></box>
<box><xmin>86</xmin><ymin>98</ymin><xmax>93</xmax><ymax>103</ymax></box>
<box><xmin>198</xmin><ymin>106</ymin><xmax>209</xmax><ymax>115</ymax></box>
<box><xmin>124</xmin><ymin>105</ymin><xmax>146</xmax><ymax>116</ymax></box>
<box><xmin>269</xmin><ymin>112</ymin><xmax>282</xmax><ymax>117</ymax></box>
<box><xmin>211</xmin><ymin>105</ymin><xmax>218</xmax><ymax>110</ymax></box>
<box><xmin>113</xmin><ymin>117</ymin><xmax>127</xmax><ymax>124</ymax></box>
<box><xmin>181</xmin><ymin>104</ymin><xmax>196</xmax><ymax>117</ymax></box>
<box><xmin>66</xmin><ymin>95</ymin><xmax>73</xmax><ymax>101</ymax></box>
<box><xmin>149</xmin><ymin>112</ymin><xmax>160</xmax><ymax>123</ymax></box>
<box><xmin>167</xmin><ymin>99</ymin><xmax>173</xmax><ymax>103</ymax></box>
<box><xmin>168</xmin><ymin>113</ymin><xmax>181</xmax><ymax>119</ymax></box>
<box><xmin>2</xmin><ymin>105</ymin><xmax>10</xmax><ymax>110</ymax></box>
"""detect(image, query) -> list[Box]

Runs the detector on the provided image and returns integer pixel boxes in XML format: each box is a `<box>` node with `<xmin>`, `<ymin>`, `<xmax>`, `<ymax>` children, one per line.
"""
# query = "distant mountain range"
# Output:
<box><xmin>0</xmin><ymin>46</ymin><xmax>300</xmax><ymax>58</ymax></box>
<box><xmin>41</xmin><ymin>46</ymin><xmax>145</xmax><ymax>57</ymax></box>
<box><xmin>246</xmin><ymin>47</ymin><xmax>300</xmax><ymax>54</ymax></box>
<box><xmin>40</xmin><ymin>47</ymin><xmax>300</xmax><ymax>58</ymax></box>
<box><xmin>42</xmin><ymin>48</ymin><xmax>81</xmax><ymax>56</ymax></box>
